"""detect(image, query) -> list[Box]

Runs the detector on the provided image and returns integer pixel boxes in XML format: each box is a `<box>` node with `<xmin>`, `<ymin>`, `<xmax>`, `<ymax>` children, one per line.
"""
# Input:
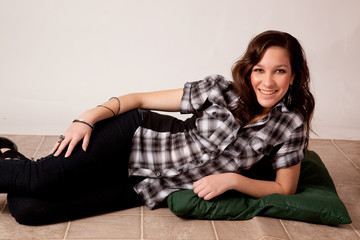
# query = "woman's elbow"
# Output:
<box><xmin>279</xmin><ymin>186</ymin><xmax>297</xmax><ymax>196</ymax></box>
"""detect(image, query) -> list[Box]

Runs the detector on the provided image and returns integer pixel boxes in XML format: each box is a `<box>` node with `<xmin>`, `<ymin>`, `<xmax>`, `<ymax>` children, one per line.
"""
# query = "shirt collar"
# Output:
<box><xmin>244</xmin><ymin>101</ymin><xmax>289</xmax><ymax>128</ymax></box>
<box><xmin>275</xmin><ymin>101</ymin><xmax>290</xmax><ymax>113</ymax></box>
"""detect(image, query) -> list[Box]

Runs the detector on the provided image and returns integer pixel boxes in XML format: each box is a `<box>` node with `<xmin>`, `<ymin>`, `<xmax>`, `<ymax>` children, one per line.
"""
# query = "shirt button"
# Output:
<box><xmin>212</xmin><ymin>111</ymin><xmax>217</xmax><ymax>116</ymax></box>
<box><xmin>230</xmin><ymin>136</ymin><xmax>235</xmax><ymax>141</ymax></box>
<box><xmin>155</xmin><ymin>171</ymin><xmax>161</xmax><ymax>177</ymax></box>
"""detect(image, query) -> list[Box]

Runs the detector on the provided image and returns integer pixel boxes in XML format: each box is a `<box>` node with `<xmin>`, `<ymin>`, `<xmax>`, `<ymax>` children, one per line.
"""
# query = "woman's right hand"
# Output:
<box><xmin>50</xmin><ymin>121</ymin><xmax>93</xmax><ymax>158</ymax></box>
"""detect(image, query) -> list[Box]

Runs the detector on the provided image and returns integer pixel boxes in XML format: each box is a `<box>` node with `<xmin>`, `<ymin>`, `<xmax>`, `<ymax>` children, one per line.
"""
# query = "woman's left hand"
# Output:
<box><xmin>193</xmin><ymin>173</ymin><xmax>235</xmax><ymax>200</ymax></box>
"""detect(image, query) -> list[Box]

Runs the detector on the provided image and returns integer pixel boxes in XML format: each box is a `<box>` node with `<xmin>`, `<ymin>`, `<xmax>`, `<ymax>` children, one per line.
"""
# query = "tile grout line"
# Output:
<box><xmin>279</xmin><ymin>220</ymin><xmax>293</xmax><ymax>240</ymax></box>
<box><xmin>141</xmin><ymin>206</ymin><xmax>144</xmax><ymax>240</ymax></box>
<box><xmin>32</xmin><ymin>135</ymin><xmax>45</xmax><ymax>160</ymax></box>
<box><xmin>258</xmin><ymin>236</ymin><xmax>285</xmax><ymax>240</ymax></box>
<box><xmin>211</xmin><ymin>221</ymin><xmax>219</xmax><ymax>240</ymax></box>
<box><xmin>63</xmin><ymin>221</ymin><xmax>71</xmax><ymax>240</ymax></box>
<box><xmin>331</xmin><ymin>139</ymin><xmax>360</xmax><ymax>171</ymax></box>
<box><xmin>350</xmin><ymin>224</ymin><xmax>360</xmax><ymax>238</ymax></box>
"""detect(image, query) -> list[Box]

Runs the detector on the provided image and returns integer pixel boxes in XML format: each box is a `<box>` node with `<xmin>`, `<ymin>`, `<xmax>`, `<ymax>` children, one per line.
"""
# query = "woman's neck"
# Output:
<box><xmin>246</xmin><ymin>112</ymin><xmax>269</xmax><ymax>125</ymax></box>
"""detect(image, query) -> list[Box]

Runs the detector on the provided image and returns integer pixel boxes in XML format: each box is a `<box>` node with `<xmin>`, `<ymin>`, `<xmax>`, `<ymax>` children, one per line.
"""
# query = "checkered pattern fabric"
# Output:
<box><xmin>129</xmin><ymin>75</ymin><xmax>306</xmax><ymax>208</ymax></box>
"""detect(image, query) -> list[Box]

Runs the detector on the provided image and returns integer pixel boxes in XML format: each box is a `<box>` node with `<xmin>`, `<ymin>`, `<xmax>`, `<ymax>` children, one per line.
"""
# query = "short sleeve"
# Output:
<box><xmin>180</xmin><ymin>75</ymin><xmax>233</xmax><ymax>114</ymax></box>
<box><xmin>272</xmin><ymin>123</ymin><xmax>307</xmax><ymax>169</ymax></box>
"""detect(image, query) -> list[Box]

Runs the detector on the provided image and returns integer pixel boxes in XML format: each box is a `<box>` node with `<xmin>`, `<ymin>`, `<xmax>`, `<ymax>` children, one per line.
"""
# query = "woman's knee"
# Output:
<box><xmin>7</xmin><ymin>194</ymin><xmax>51</xmax><ymax>225</ymax></box>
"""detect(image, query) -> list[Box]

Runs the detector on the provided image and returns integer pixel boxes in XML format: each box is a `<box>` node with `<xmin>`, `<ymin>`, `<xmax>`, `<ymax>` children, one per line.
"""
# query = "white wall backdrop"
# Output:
<box><xmin>1</xmin><ymin>0</ymin><xmax>359</xmax><ymax>140</ymax></box>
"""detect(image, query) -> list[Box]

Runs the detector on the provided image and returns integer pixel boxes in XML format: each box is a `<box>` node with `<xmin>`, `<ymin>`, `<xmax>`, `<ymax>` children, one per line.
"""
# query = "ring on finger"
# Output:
<box><xmin>57</xmin><ymin>135</ymin><xmax>65</xmax><ymax>143</ymax></box>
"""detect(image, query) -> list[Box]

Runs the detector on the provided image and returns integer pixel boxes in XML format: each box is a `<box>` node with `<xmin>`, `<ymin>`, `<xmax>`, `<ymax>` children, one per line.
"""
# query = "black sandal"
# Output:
<box><xmin>0</xmin><ymin>137</ymin><xmax>30</xmax><ymax>161</ymax></box>
<box><xmin>0</xmin><ymin>137</ymin><xmax>18</xmax><ymax>151</ymax></box>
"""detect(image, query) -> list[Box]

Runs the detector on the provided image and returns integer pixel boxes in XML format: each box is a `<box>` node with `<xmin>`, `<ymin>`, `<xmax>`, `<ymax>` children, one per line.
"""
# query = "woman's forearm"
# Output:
<box><xmin>77</xmin><ymin>88</ymin><xmax>184</xmax><ymax>125</ymax></box>
<box><xmin>229</xmin><ymin>173</ymin><xmax>290</xmax><ymax>198</ymax></box>
<box><xmin>193</xmin><ymin>163</ymin><xmax>300</xmax><ymax>200</ymax></box>
<box><xmin>231</xmin><ymin>163</ymin><xmax>300</xmax><ymax>197</ymax></box>
<box><xmin>77</xmin><ymin>94</ymin><xmax>142</xmax><ymax>125</ymax></box>
<box><xmin>52</xmin><ymin>88</ymin><xmax>184</xmax><ymax>158</ymax></box>
<box><xmin>193</xmin><ymin>173</ymin><xmax>287</xmax><ymax>200</ymax></box>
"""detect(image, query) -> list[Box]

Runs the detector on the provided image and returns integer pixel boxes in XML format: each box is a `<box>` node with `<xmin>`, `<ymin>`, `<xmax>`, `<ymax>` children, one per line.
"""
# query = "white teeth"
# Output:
<box><xmin>259</xmin><ymin>89</ymin><xmax>277</xmax><ymax>95</ymax></box>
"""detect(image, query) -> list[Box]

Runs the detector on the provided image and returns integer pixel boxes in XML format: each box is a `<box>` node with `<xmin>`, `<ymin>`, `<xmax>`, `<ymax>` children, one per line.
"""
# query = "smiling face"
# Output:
<box><xmin>250</xmin><ymin>46</ymin><xmax>294</xmax><ymax>114</ymax></box>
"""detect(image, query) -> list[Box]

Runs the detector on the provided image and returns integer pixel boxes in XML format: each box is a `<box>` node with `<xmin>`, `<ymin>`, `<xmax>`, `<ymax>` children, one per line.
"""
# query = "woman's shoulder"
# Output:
<box><xmin>272</xmin><ymin>102</ymin><xmax>305</xmax><ymax>130</ymax></box>
<box><xmin>204</xmin><ymin>74</ymin><xmax>234</xmax><ymax>87</ymax></box>
<box><xmin>200</xmin><ymin>74</ymin><xmax>238</xmax><ymax>99</ymax></box>
<box><xmin>186</xmin><ymin>74</ymin><xmax>231</xmax><ymax>88</ymax></box>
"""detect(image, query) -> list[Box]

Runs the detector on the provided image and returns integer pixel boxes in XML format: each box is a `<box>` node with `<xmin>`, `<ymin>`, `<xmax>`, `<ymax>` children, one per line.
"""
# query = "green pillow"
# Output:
<box><xmin>167</xmin><ymin>151</ymin><xmax>352</xmax><ymax>225</ymax></box>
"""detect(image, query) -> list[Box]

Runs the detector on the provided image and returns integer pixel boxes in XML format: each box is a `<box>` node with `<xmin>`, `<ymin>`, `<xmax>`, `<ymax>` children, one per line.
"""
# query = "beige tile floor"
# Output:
<box><xmin>0</xmin><ymin>135</ymin><xmax>359</xmax><ymax>240</ymax></box>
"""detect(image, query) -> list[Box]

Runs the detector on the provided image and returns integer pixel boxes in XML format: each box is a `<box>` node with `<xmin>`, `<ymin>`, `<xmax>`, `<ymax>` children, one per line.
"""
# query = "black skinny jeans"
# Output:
<box><xmin>1</xmin><ymin>110</ymin><xmax>145</xmax><ymax>225</ymax></box>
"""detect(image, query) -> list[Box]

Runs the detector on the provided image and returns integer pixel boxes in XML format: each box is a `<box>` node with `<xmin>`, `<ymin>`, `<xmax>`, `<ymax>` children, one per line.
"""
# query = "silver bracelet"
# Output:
<box><xmin>73</xmin><ymin>119</ymin><xmax>94</xmax><ymax>130</ymax></box>
<box><xmin>97</xmin><ymin>105</ymin><xmax>116</xmax><ymax>117</ymax></box>
<box><xmin>109</xmin><ymin>97</ymin><xmax>121</xmax><ymax>115</ymax></box>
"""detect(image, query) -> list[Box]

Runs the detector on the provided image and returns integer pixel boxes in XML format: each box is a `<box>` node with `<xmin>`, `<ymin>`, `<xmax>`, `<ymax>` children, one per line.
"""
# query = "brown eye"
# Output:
<box><xmin>253</xmin><ymin>68</ymin><xmax>264</xmax><ymax>73</ymax></box>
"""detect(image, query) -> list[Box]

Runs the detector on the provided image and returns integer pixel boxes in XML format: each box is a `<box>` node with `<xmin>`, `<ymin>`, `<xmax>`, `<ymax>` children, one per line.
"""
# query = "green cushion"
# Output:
<box><xmin>167</xmin><ymin>151</ymin><xmax>352</xmax><ymax>225</ymax></box>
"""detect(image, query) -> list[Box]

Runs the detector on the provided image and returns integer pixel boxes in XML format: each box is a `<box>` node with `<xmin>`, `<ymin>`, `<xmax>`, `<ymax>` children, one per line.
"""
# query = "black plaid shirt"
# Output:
<box><xmin>129</xmin><ymin>74</ymin><xmax>306</xmax><ymax>208</ymax></box>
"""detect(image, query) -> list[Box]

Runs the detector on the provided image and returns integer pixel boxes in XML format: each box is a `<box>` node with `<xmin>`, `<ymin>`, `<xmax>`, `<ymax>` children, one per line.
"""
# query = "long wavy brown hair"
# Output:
<box><xmin>231</xmin><ymin>30</ymin><xmax>315</xmax><ymax>140</ymax></box>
